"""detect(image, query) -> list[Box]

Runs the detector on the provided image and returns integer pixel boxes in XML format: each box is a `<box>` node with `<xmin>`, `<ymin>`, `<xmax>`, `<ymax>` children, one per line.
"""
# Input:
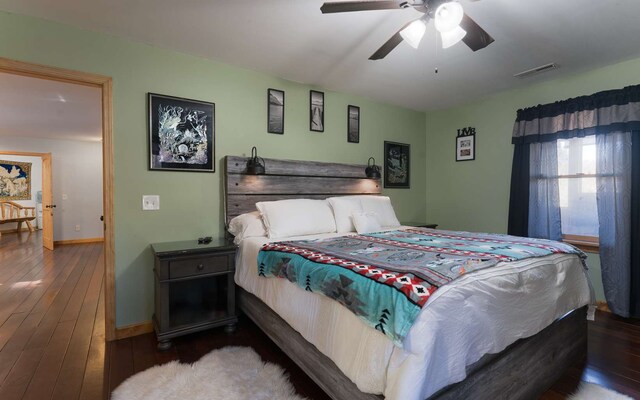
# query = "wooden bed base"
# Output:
<box><xmin>239</xmin><ymin>287</ymin><xmax>586</xmax><ymax>400</ymax></box>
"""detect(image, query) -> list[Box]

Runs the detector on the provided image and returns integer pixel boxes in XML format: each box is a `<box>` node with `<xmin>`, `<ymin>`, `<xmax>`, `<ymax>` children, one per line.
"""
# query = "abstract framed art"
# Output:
<box><xmin>0</xmin><ymin>160</ymin><xmax>31</xmax><ymax>200</ymax></box>
<box><xmin>148</xmin><ymin>93</ymin><xmax>215</xmax><ymax>172</ymax></box>
<box><xmin>384</xmin><ymin>141</ymin><xmax>410</xmax><ymax>188</ymax></box>
<box><xmin>310</xmin><ymin>90</ymin><xmax>324</xmax><ymax>132</ymax></box>
<box><xmin>347</xmin><ymin>105</ymin><xmax>360</xmax><ymax>143</ymax></box>
<box><xmin>268</xmin><ymin>88</ymin><xmax>285</xmax><ymax>134</ymax></box>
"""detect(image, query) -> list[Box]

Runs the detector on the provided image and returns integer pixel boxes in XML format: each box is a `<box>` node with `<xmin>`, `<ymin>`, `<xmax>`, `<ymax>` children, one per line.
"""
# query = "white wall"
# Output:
<box><xmin>0</xmin><ymin>154</ymin><xmax>42</xmax><ymax>230</ymax></box>
<box><xmin>0</xmin><ymin>136</ymin><xmax>103</xmax><ymax>241</ymax></box>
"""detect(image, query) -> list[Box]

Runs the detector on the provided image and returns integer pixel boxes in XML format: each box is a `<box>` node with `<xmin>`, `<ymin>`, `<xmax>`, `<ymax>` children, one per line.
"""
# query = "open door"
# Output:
<box><xmin>41</xmin><ymin>153</ymin><xmax>54</xmax><ymax>251</ymax></box>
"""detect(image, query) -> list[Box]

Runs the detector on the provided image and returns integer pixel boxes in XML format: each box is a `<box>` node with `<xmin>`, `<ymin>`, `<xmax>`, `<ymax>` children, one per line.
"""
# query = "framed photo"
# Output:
<box><xmin>268</xmin><ymin>88</ymin><xmax>285</xmax><ymax>134</ymax></box>
<box><xmin>347</xmin><ymin>105</ymin><xmax>360</xmax><ymax>143</ymax></box>
<box><xmin>456</xmin><ymin>133</ymin><xmax>475</xmax><ymax>161</ymax></box>
<box><xmin>384</xmin><ymin>141</ymin><xmax>410</xmax><ymax>189</ymax></box>
<box><xmin>310</xmin><ymin>90</ymin><xmax>324</xmax><ymax>132</ymax></box>
<box><xmin>148</xmin><ymin>93</ymin><xmax>215</xmax><ymax>172</ymax></box>
<box><xmin>0</xmin><ymin>160</ymin><xmax>31</xmax><ymax>200</ymax></box>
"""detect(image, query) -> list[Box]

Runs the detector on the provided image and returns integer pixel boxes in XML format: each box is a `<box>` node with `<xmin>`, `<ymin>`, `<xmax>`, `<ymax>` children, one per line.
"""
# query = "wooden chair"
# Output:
<box><xmin>0</xmin><ymin>201</ymin><xmax>36</xmax><ymax>236</ymax></box>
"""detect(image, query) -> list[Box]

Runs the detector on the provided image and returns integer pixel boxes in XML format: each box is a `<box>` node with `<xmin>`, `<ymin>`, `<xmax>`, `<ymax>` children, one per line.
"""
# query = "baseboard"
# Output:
<box><xmin>54</xmin><ymin>237</ymin><xmax>104</xmax><ymax>245</ymax></box>
<box><xmin>114</xmin><ymin>321</ymin><xmax>154</xmax><ymax>340</ymax></box>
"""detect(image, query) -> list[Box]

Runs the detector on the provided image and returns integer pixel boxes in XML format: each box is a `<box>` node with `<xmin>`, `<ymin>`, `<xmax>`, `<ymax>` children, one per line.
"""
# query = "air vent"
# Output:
<box><xmin>513</xmin><ymin>63</ymin><xmax>559</xmax><ymax>79</ymax></box>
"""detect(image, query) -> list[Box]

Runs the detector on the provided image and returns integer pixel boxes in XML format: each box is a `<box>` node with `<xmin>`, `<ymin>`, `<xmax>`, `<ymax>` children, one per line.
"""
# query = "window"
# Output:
<box><xmin>556</xmin><ymin>136</ymin><xmax>599</xmax><ymax>251</ymax></box>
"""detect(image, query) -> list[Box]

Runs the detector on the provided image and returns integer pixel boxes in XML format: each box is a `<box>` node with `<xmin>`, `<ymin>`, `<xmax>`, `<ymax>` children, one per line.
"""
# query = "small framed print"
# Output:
<box><xmin>148</xmin><ymin>93</ymin><xmax>214</xmax><ymax>172</ymax></box>
<box><xmin>347</xmin><ymin>105</ymin><xmax>360</xmax><ymax>143</ymax></box>
<box><xmin>268</xmin><ymin>88</ymin><xmax>285</xmax><ymax>134</ymax></box>
<box><xmin>384</xmin><ymin>141</ymin><xmax>410</xmax><ymax>188</ymax></box>
<box><xmin>456</xmin><ymin>133</ymin><xmax>475</xmax><ymax>161</ymax></box>
<box><xmin>310</xmin><ymin>90</ymin><xmax>324</xmax><ymax>132</ymax></box>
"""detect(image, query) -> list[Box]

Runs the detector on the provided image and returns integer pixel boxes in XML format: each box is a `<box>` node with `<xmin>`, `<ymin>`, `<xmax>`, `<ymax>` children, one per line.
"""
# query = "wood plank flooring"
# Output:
<box><xmin>1</xmin><ymin>230</ymin><xmax>639</xmax><ymax>399</ymax></box>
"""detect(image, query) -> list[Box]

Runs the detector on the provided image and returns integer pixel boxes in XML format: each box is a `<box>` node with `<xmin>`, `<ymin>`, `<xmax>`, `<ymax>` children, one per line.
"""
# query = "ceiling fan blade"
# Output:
<box><xmin>369</xmin><ymin>19</ymin><xmax>416</xmax><ymax>60</ymax></box>
<box><xmin>459</xmin><ymin>14</ymin><xmax>494</xmax><ymax>51</ymax></box>
<box><xmin>321</xmin><ymin>1</ymin><xmax>403</xmax><ymax>14</ymax></box>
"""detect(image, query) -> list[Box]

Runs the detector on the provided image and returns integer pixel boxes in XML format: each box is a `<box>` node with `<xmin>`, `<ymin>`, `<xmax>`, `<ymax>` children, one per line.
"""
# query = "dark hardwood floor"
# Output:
<box><xmin>1</xmin><ymin>230</ymin><xmax>639</xmax><ymax>399</ymax></box>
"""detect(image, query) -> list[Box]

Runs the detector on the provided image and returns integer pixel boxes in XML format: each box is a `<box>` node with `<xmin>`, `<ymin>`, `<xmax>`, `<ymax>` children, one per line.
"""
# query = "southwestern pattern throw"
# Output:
<box><xmin>258</xmin><ymin>228</ymin><xmax>585</xmax><ymax>346</ymax></box>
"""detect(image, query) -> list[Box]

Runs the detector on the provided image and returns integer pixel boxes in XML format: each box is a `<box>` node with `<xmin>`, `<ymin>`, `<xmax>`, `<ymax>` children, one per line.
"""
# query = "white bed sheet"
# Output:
<box><xmin>235</xmin><ymin>230</ymin><xmax>591</xmax><ymax>400</ymax></box>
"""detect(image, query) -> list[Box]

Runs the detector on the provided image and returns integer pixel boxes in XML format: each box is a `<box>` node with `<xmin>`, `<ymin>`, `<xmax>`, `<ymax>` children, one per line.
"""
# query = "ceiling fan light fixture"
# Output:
<box><xmin>440</xmin><ymin>25</ymin><xmax>467</xmax><ymax>48</ymax></box>
<box><xmin>434</xmin><ymin>1</ymin><xmax>464</xmax><ymax>33</ymax></box>
<box><xmin>400</xmin><ymin>18</ymin><xmax>427</xmax><ymax>49</ymax></box>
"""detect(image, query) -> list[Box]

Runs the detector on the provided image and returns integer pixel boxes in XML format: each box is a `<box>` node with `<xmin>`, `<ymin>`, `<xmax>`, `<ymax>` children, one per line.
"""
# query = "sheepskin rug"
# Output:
<box><xmin>569</xmin><ymin>382</ymin><xmax>634</xmax><ymax>400</ymax></box>
<box><xmin>111</xmin><ymin>346</ymin><xmax>306</xmax><ymax>400</ymax></box>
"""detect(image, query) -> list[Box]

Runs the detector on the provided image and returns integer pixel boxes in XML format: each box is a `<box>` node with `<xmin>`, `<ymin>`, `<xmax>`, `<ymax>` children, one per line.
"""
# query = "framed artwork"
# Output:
<box><xmin>310</xmin><ymin>90</ymin><xmax>324</xmax><ymax>132</ymax></box>
<box><xmin>148</xmin><ymin>93</ymin><xmax>215</xmax><ymax>172</ymax></box>
<box><xmin>268</xmin><ymin>88</ymin><xmax>285</xmax><ymax>134</ymax></box>
<box><xmin>456</xmin><ymin>132</ymin><xmax>476</xmax><ymax>161</ymax></box>
<box><xmin>347</xmin><ymin>105</ymin><xmax>360</xmax><ymax>143</ymax></box>
<box><xmin>384</xmin><ymin>141</ymin><xmax>410</xmax><ymax>189</ymax></box>
<box><xmin>0</xmin><ymin>160</ymin><xmax>31</xmax><ymax>200</ymax></box>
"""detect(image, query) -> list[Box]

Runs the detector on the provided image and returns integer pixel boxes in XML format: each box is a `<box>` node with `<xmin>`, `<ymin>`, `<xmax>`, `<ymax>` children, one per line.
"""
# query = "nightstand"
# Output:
<box><xmin>402</xmin><ymin>222</ymin><xmax>438</xmax><ymax>229</ymax></box>
<box><xmin>152</xmin><ymin>238</ymin><xmax>238</xmax><ymax>350</ymax></box>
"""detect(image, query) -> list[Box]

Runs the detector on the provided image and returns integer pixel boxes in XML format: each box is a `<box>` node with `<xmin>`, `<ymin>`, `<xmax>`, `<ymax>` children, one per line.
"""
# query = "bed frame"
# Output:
<box><xmin>224</xmin><ymin>155</ymin><xmax>587</xmax><ymax>400</ymax></box>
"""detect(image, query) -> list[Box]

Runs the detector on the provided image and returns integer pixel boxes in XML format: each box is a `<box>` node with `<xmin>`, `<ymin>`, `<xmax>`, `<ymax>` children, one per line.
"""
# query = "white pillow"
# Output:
<box><xmin>228</xmin><ymin>211</ymin><xmax>267</xmax><ymax>244</ymax></box>
<box><xmin>352</xmin><ymin>212</ymin><xmax>382</xmax><ymax>234</ymax></box>
<box><xmin>256</xmin><ymin>199</ymin><xmax>337</xmax><ymax>239</ymax></box>
<box><xmin>327</xmin><ymin>195</ymin><xmax>401</xmax><ymax>232</ymax></box>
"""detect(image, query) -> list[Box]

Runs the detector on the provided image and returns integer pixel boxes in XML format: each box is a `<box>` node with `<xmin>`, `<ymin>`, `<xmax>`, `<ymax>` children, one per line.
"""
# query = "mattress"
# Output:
<box><xmin>235</xmin><ymin>229</ymin><xmax>591</xmax><ymax>400</ymax></box>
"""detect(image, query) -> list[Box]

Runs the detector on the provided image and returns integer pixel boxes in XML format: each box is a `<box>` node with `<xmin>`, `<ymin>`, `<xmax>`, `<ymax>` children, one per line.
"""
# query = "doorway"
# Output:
<box><xmin>0</xmin><ymin>151</ymin><xmax>53</xmax><ymax>250</ymax></box>
<box><xmin>0</xmin><ymin>57</ymin><xmax>115</xmax><ymax>341</ymax></box>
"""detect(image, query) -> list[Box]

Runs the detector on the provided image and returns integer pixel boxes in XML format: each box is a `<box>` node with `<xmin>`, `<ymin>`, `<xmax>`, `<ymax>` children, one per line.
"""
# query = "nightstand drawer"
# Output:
<box><xmin>169</xmin><ymin>255</ymin><xmax>229</xmax><ymax>279</ymax></box>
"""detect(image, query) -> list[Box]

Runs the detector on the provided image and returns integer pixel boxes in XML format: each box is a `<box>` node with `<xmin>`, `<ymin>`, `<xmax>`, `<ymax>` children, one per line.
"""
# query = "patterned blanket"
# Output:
<box><xmin>257</xmin><ymin>228</ymin><xmax>585</xmax><ymax>346</ymax></box>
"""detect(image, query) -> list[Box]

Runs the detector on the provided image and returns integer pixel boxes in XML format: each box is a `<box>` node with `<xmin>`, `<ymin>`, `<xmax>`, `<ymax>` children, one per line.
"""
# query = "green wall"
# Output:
<box><xmin>0</xmin><ymin>11</ymin><xmax>426</xmax><ymax>327</ymax></box>
<box><xmin>425</xmin><ymin>56</ymin><xmax>640</xmax><ymax>302</ymax></box>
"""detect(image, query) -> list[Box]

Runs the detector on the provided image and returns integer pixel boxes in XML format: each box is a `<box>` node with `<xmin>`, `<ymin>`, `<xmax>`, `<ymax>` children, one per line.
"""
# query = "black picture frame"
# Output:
<box><xmin>384</xmin><ymin>141</ymin><xmax>410</xmax><ymax>189</ymax></box>
<box><xmin>268</xmin><ymin>88</ymin><xmax>285</xmax><ymax>134</ymax></box>
<box><xmin>347</xmin><ymin>105</ymin><xmax>360</xmax><ymax>143</ymax></box>
<box><xmin>456</xmin><ymin>133</ymin><xmax>476</xmax><ymax>161</ymax></box>
<box><xmin>148</xmin><ymin>93</ymin><xmax>215</xmax><ymax>172</ymax></box>
<box><xmin>310</xmin><ymin>90</ymin><xmax>324</xmax><ymax>132</ymax></box>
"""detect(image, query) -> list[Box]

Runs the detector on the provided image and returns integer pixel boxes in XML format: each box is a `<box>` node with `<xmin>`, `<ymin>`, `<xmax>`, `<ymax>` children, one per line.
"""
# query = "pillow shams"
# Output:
<box><xmin>228</xmin><ymin>211</ymin><xmax>267</xmax><ymax>244</ymax></box>
<box><xmin>256</xmin><ymin>199</ymin><xmax>337</xmax><ymax>239</ymax></box>
<box><xmin>327</xmin><ymin>195</ymin><xmax>401</xmax><ymax>233</ymax></box>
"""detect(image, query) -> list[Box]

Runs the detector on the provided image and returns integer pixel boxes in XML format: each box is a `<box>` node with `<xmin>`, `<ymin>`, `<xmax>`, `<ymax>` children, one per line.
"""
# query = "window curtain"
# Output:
<box><xmin>528</xmin><ymin>142</ymin><xmax>562</xmax><ymax>241</ymax></box>
<box><xmin>596</xmin><ymin>132</ymin><xmax>632</xmax><ymax>316</ymax></box>
<box><xmin>508</xmin><ymin>84</ymin><xmax>640</xmax><ymax>318</ymax></box>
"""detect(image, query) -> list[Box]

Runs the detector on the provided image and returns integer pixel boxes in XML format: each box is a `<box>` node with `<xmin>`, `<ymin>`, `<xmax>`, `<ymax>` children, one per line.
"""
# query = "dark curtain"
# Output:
<box><xmin>631</xmin><ymin>131</ymin><xmax>640</xmax><ymax>318</ymax></box>
<box><xmin>510</xmin><ymin>84</ymin><xmax>640</xmax><ymax>318</ymax></box>
<box><xmin>507</xmin><ymin>144</ymin><xmax>530</xmax><ymax>237</ymax></box>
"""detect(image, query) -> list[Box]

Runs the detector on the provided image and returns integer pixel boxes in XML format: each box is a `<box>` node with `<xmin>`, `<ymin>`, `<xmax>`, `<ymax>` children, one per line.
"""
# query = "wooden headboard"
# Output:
<box><xmin>224</xmin><ymin>155</ymin><xmax>382</xmax><ymax>225</ymax></box>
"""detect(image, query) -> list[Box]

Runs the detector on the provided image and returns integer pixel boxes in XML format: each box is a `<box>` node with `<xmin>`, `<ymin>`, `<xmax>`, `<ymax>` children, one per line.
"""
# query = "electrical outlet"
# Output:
<box><xmin>75</xmin><ymin>224</ymin><xmax>80</xmax><ymax>231</ymax></box>
<box><xmin>142</xmin><ymin>195</ymin><xmax>160</xmax><ymax>211</ymax></box>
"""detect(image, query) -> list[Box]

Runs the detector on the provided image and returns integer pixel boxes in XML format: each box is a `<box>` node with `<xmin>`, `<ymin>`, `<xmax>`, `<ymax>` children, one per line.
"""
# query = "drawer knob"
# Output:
<box><xmin>197</xmin><ymin>264</ymin><xmax>205</xmax><ymax>270</ymax></box>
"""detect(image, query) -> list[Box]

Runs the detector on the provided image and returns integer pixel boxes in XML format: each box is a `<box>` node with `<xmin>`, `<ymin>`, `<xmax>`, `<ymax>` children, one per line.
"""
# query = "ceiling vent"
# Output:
<box><xmin>513</xmin><ymin>63</ymin><xmax>559</xmax><ymax>79</ymax></box>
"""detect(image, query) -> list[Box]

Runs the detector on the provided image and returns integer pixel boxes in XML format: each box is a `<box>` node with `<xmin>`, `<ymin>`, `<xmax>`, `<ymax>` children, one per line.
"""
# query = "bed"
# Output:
<box><xmin>224</xmin><ymin>155</ymin><xmax>591</xmax><ymax>400</ymax></box>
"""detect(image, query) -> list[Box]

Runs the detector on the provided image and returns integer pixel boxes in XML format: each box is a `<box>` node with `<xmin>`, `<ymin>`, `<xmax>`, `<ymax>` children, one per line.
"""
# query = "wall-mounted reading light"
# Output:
<box><xmin>246</xmin><ymin>146</ymin><xmax>265</xmax><ymax>175</ymax></box>
<box><xmin>365</xmin><ymin>157</ymin><xmax>381</xmax><ymax>179</ymax></box>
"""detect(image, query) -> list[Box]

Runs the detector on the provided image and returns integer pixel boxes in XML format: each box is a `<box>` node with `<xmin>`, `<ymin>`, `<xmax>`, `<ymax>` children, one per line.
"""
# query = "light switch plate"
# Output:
<box><xmin>142</xmin><ymin>195</ymin><xmax>160</xmax><ymax>211</ymax></box>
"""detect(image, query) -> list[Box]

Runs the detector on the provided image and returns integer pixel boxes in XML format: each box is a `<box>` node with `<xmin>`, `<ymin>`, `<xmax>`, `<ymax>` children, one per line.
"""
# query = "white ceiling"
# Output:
<box><xmin>0</xmin><ymin>72</ymin><xmax>102</xmax><ymax>142</ymax></box>
<box><xmin>1</xmin><ymin>0</ymin><xmax>640</xmax><ymax>111</ymax></box>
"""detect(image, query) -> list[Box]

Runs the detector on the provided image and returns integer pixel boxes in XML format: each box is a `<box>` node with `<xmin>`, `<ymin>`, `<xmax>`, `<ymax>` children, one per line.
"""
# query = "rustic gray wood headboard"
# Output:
<box><xmin>224</xmin><ymin>155</ymin><xmax>382</xmax><ymax>225</ymax></box>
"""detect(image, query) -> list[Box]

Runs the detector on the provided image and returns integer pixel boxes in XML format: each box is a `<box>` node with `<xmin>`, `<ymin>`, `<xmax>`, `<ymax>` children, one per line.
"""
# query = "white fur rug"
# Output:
<box><xmin>569</xmin><ymin>382</ymin><xmax>634</xmax><ymax>400</ymax></box>
<box><xmin>111</xmin><ymin>346</ymin><xmax>306</xmax><ymax>400</ymax></box>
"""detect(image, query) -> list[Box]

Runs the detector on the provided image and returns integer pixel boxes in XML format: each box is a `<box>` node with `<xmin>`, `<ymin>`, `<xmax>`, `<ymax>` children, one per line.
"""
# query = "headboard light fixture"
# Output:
<box><xmin>246</xmin><ymin>146</ymin><xmax>266</xmax><ymax>175</ymax></box>
<box><xmin>365</xmin><ymin>157</ymin><xmax>381</xmax><ymax>179</ymax></box>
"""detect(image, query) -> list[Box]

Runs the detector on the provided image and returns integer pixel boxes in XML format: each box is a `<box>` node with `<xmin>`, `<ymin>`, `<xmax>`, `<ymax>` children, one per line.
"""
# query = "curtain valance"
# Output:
<box><xmin>512</xmin><ymin>84</ymin><xmax>640</xmax><ymax>144</ymax></box>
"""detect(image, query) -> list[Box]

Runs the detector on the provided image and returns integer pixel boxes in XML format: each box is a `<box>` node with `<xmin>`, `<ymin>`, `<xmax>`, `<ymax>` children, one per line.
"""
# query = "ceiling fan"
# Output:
<box><xmin>320</xmin><ymin>0</ymin><xmax>494</xmax><ymax>60</ymax></box>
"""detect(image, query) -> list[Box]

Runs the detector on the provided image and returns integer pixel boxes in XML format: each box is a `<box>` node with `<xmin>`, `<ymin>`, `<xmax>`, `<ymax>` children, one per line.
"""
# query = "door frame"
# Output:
<box><xmin>0</xmin><ymin>151</ymin><xmax>52</xmax><ymax>247</ymax></box>
<box><xmin>0</xmin><ymin>57</ymin><xmax>116</xmax><ymax>341</ymax></box>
